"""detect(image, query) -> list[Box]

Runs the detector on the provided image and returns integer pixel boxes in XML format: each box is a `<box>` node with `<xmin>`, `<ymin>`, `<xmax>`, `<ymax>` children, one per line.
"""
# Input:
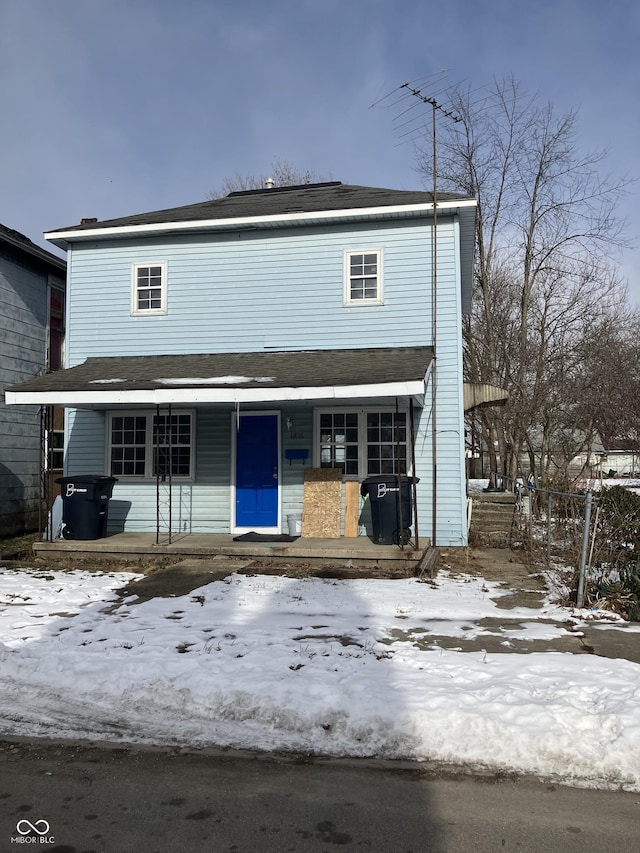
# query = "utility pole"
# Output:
<box><xmin>400</xmin><ymin>84</ymin><xmax>460</xmax><ymax>548</ymax></box>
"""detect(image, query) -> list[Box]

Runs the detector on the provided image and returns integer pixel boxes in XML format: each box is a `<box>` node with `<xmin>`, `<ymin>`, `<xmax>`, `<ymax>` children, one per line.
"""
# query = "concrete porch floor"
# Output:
<box><xmin>34</xmin><ymin>532</ymin><xmax>431</xmax><ymax>571</ymax></box>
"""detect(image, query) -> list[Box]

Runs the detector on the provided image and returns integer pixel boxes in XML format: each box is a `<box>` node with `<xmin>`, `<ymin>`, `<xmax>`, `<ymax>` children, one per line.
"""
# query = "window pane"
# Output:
<box><xmin>110</xmin><ymin>415</ymin><xmax>146</xmax><ymax>477</ymax></box>
<box><xmin>152</xmin><ymin>413</ymin><xmax>192</xmax><ymax>477</ymax></box>
<box><xmin>365</xmin><ymin>411</ymin><xmax>407</xmax><ymax>476</ymax></box>
<box><xmin>136</xmin><ymin>265</ymin><xmax>164</xmax><ymax>312</ymax></box>
<box><xmin>349</xmin><ymin>252</ymin><xmax>378</xmax><ymax>301</ymax></box>
<box><xmin>318</xmin><ymin>412</ymin><xmax>359</xmax><ymax>474</ymax></box>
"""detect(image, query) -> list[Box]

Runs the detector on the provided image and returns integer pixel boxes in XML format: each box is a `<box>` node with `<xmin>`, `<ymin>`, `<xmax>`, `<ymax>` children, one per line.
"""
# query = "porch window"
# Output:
<box><xmin>316</xmin><ymin>409</ymin><xmax>408</xmax><ymax>478</ymax></box>
<box><xmin>46</xmin><ymin>429</ymin><xmax>65</xmax><ymax>472</ymax></box>
<box><xmin>132</xmin><ymin>262</ymin><xmax>167</xmax><ymax>314</ymax></box>
<box><xmin>153</xmin><ymin>413</ymin><xmax>192</xmax><ymax>478</ymax></box>
<box><xmin>319</xmin><ymin>412</ymin><xmax>359</xmax><ymax>475</ymax></box>
<box><xmin>345</xmin><ymin>250</ymin><xmax>382</xmax><ymax>304</ymax></box>
<box><xmin>108</xmin><ymin>411</ymin><xmax>194</xmax><ymax>479</ymax></box>
<box><xmin>366</xmin><ymin>412</ymin><xmax>408</xmax><ymax>475</ymax></box>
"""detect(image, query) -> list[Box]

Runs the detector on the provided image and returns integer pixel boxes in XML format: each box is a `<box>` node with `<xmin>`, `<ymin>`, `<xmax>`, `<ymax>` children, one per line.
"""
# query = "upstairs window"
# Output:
<box><xmin>132</xmin><ymin>262</ymin><xmax>167</xmax><ymax>314</ymax></box>
<box><xmin>345</xmin><ymin>250</ymin><xmax>382</xmax><ymax>304</ymax></box>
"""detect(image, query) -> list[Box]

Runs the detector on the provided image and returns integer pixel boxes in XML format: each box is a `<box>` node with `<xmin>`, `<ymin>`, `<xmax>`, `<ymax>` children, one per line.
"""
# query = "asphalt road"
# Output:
<box><xmin>1</xmin><ymin>739</ymin><xmax>638</xmax><ymax>853</ymax></box>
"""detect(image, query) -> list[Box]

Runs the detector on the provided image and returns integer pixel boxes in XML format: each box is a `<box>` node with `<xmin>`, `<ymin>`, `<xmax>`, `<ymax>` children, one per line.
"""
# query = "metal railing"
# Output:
<box><xmin>479</xmin><ymin>473</ymin><xmax>598</xmax><ymax>607</ymax></box>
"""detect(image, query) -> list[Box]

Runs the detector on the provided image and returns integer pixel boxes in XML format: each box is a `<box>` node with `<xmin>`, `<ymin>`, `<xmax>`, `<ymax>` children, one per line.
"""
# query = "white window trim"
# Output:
<box><xmin>344</xmin><ymin>249</ymin><xmax>383</xmax><ymax>305</ymax></box>
<box><xmin>107</xmin><ymin>409</ymin><xmax>195</xmax><ymax>480</ymax></box>
<box><xmin>314</xmin><ymin>407</ymin><xmax>409</xmax><ymax>480</ymax></box>
<box><xmin>131</xmin><ymin>261</ymin><xmax>168</xmax><ymax>316</ymax></box>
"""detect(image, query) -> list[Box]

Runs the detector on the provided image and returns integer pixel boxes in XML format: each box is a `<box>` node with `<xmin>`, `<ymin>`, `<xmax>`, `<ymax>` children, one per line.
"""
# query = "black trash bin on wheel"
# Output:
<box><xmin>360</xmin><ymin>475</ymin><xmax>417</xmax><ymax>546</ymax></box>
<box><xmin>55</xmin><ymin>475</ymin><xmax>118</xmax><ymax>540</ymax></box>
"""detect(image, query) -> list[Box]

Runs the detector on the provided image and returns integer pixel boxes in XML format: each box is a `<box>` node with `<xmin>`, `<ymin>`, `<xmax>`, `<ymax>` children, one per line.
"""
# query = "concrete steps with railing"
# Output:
<box><xmin>469</xmin><ymin>490</ymin><xmax>517</xmax><ymax>540</ymax></box>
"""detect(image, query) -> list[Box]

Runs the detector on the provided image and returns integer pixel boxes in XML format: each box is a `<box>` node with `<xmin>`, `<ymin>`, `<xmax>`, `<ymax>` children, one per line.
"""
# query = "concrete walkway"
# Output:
<box><xmin>106</xmin><ymin>545</ymin><xmax>640</xmax><ymax>666</ymax></box>
<box><xmin>436</xmin><ymin>546</ymin><xmax>640</xmax><ymax>664</ymax></box>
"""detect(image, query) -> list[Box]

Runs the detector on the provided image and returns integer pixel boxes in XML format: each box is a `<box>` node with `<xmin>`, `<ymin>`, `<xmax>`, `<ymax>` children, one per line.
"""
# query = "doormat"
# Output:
<box><xmin>233</xmin><ymin>532</ymin><xmax>300</xmax><ymax>542</ymax></box>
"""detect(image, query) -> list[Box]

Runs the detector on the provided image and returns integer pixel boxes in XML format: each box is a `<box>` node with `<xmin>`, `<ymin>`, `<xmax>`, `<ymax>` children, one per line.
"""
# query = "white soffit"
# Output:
<box><xmin>45</xmin><ymin>200</ymin><xmax>477</xmax><ymax>246</ymax></box>
<box><xmin>5</xmin><ymin>379</ymin><xmax>427</xmax><ymax>407</ymax></box>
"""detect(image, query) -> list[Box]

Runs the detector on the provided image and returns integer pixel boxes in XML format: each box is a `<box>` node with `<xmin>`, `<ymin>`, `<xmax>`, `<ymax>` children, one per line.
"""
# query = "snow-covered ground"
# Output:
<box><xmin>0</xmin><ymin>569</ymin><xmax>640</xmax><ymax>791</ymax></box>
<box><xmin>1</xmin><ymin>564</ymin><xmax>640</xmax><ymax>791</ymax></box>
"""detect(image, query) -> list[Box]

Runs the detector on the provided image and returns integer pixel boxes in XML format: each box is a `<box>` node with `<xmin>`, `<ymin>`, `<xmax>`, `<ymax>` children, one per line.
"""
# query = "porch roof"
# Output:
<box><xmin>5</xmin><ymin>346</ymin><xmax>433</xmax><ymax>407</ymax></box>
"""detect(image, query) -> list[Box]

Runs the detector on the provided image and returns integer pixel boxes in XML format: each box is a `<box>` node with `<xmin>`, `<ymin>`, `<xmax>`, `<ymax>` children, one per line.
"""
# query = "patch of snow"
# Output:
<box><xmin>156</xmin><ymin>376</ymin><xmax>275</xmax><ymax>385</ymax></box>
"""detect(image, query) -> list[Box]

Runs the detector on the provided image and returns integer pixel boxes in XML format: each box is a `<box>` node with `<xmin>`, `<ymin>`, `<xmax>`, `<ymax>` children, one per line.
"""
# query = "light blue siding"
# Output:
<box><xmin>63</xmin><ymin>213</ymin><xmax>469</xmax><ymax>546</ymax></box>
<box><xmin>412</xmin><ymin>218</ymin><xmax>467</xmax><ymax>546</ymax></box>
<box><xmin>65</xmin><ymin>219</ymin><xmax>458</xmax><ymax>364</ymax></box>
<box><xmin>68</xmin><ymin>405</ymin><xmax>315</xmax><ymax>535</ymax></box>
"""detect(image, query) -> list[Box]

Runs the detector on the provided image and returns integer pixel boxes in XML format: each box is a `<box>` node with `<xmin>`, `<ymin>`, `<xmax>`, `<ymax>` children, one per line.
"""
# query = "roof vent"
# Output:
<box><xmin>81</xmin><ymin>217</ymin><xmax>98</xmax><ymax>225</ymax></box>
<box><xmin>264</xmin><ymin>177</ymin><xmax>275</xmax><ymax>189</ymax></box>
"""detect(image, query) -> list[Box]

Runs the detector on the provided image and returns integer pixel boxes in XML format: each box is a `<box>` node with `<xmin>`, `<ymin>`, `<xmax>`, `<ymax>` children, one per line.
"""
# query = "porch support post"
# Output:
<box><xmin>410</xmin><ymin>398</ymin><xmax>419</xmax><ymax>549</ymax></box>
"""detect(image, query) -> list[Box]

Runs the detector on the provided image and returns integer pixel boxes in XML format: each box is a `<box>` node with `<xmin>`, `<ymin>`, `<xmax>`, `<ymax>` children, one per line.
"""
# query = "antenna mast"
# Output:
<box><xmin>400</xmin><ymin>83</ymin><xmax>461</xmax><ymax>548</ymax></box>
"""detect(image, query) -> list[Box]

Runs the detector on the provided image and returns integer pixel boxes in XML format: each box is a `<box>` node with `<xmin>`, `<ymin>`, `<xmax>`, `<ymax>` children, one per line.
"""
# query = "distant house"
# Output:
<box><xmin>597</xmin><ymin>438</ymin><xmax>640</xmax><ymax>479</ymax></box>
<box><xmin>0</xmin><ymin>224</ymin><xmax>66</xmax><ymax>536</ymax></box>
<box><xmin>7</xmin><ymin>183</ymin><xmax>476</xmax><ymax>547</ymax></box>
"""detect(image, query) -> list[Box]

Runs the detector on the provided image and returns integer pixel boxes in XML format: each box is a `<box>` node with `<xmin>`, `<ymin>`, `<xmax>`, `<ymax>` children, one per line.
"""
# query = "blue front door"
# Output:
<box><xmin>235</xmin><ymin>413</ymin><xmax>279</xmax><ymax>529</ymax></box>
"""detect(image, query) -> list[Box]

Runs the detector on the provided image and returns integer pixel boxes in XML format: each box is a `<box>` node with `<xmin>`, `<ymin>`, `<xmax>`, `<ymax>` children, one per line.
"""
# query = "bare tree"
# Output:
<box><xmin>576</xmin><ymin>315</ymin><xmax>640</xmax><ymax>452</ymax></box>
<box><xmin>416</xmin><ymin>77</ymin><xmax>633</xmax><ymax>485</ymax></box>
<box><xmin>208</xmin><ymin>160</ymin><xmax>332</xmax><ymax>199</ymax></box>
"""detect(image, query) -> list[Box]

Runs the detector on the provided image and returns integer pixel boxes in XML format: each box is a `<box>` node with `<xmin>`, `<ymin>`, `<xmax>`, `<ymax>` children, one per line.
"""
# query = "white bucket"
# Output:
<box><xmin>287</xmin><ymin>513</ymin><xmax>302</xmax><ymax>536</ymax></box>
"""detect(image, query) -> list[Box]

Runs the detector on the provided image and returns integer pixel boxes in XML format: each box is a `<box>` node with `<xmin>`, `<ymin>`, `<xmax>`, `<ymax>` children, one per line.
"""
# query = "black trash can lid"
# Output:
<box><xmin>360</xmin><ymin>474</ymin><xmax>419</xmax><ymax>496</ymax></box>
<box><xmin>361</xmin><ymin>474</ymin><xmax>418</xmax><ymax>483</ymax></box>
<box><xmin>56</xmin><ymin>474</ymin><xmax>118</xmax><ymax>484</ymax></box>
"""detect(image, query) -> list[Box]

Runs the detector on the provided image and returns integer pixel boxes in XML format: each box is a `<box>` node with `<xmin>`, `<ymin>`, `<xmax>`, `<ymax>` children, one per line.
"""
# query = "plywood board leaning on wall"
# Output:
<box><xmin>344</xmin><ymin>480</ymin><xmax>360</xmax><ymax>537</ymax></box>
<box><xmin>302</xmin><ymin>468</ymin><xmax>342</xmax><ymax>538</ymax></box>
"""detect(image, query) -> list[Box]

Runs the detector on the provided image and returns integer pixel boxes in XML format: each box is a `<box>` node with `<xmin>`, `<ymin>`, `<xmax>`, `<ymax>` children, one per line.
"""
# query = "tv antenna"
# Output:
<box><xmin>399</xmin><ymin>81</ymin><xmax>461</xmax><ymax>549</ymax></box>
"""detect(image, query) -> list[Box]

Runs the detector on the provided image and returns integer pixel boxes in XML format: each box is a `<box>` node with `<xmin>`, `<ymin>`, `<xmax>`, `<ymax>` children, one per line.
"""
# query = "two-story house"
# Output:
<box><xmin>6</xmin><ymin>183</ymin><xmax>476</xmax><ymax>547</ymax></box>
<box><xmin>0</xmin><ymin>224</ymin><xmax>66</xmax><ymax>537</ymax></box>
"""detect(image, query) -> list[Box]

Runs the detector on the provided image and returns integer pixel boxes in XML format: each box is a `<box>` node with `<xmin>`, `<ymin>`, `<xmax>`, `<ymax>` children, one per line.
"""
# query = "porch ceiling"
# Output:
<box><xmin>5</xmin><ymin>346</ymin><xmax>433</xmax><ymax>407</ymax></box>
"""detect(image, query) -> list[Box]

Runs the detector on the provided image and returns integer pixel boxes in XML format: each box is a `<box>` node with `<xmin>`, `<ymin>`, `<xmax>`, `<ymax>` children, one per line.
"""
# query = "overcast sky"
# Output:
<box><xmin>1</xmin><ymin>0</ymin><xmax>638</xmax><ymax>301</ymax></box>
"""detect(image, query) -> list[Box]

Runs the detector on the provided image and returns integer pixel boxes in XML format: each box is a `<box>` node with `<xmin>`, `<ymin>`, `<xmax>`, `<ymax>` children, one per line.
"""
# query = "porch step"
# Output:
<box><xmin>33</xmin><ymin>532</ymin><xmax>429</xmax><ymax>572</ymax></box>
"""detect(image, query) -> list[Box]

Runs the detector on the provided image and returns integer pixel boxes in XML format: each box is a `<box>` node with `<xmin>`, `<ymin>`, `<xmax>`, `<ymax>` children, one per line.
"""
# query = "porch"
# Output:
<box><xmin>33</xmin><ymin>531</ymin><xmax>432</xmax><ymax>574</ymax></box>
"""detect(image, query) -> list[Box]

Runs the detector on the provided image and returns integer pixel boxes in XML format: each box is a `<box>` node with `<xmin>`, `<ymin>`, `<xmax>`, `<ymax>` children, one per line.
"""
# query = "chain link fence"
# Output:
<box><xmin>505</xmin><ymin>478</ymin><xmax>594</xmax><ymax>607</ymax></box>
<box><xmin>477</xmin><ymin>475</ymin><xmax>640</xmax><ymax>618</ymax></box>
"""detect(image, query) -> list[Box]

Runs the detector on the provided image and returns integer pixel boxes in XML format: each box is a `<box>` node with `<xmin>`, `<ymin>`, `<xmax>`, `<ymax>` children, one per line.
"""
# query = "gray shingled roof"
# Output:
<box><xmin>47</xmin><ymin>182</ymin><xmax>471</xmax><ymax>234</ymax></box>
<box><xmin>0</xmin><ymin>223</ymin><xmax>66</xmax><ymax>273</ymax></box>
<box><xmin>7</xmin><ymin>347</ymin><xmax>433</xmax><ymax>396</ymax></box>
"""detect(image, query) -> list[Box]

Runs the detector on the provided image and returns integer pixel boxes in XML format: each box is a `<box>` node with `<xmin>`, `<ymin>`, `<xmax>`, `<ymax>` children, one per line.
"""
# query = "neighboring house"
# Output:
<box><xmin>594</xmin><ymin>438</ymin><xmax>640</xmax><ymax>479</ymax></box>
<box><xmin>6</xmin><ymin>183</ymin><xmax>476</xmax><ymax>547</ymax></box>
<box><xmin>0</xmin><ymin>224</ymin><xmax>66</xmax><ymax>537</ymax></box>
